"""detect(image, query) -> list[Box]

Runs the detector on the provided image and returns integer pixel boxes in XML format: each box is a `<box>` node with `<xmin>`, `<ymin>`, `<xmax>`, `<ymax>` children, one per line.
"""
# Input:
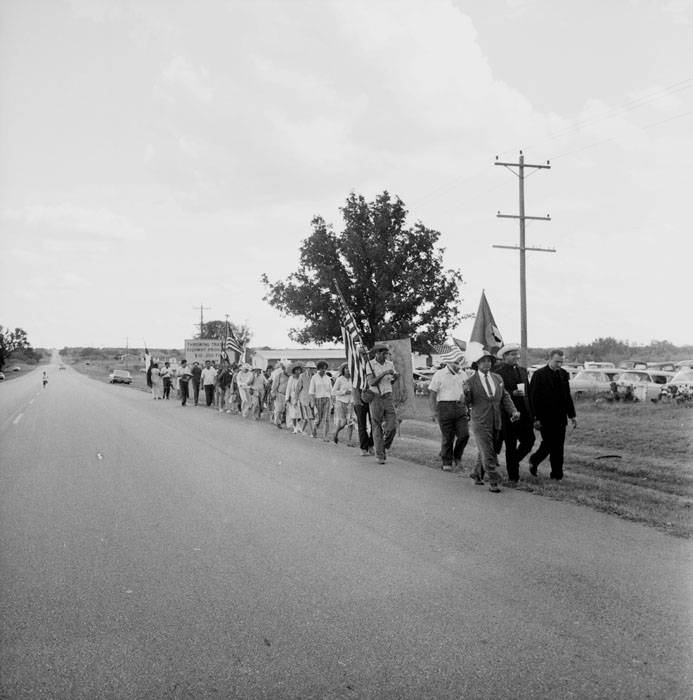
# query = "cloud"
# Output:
<box><xmin>161</xmin><ymin>56</ymin><xmax>214</xmax><ymax>102</ymax></box>
<box><xmin>1</xmin><ymin>204</ymin><xmax>144</xmax><ymax>242</ymax></box>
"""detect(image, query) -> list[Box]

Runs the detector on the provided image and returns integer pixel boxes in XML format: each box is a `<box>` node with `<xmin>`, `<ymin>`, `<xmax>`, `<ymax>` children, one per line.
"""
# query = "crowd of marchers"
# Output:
<box><xmin>144</xmin><ymin>343</ymin><xmax>577</xmax><ymax>495</ymax></box>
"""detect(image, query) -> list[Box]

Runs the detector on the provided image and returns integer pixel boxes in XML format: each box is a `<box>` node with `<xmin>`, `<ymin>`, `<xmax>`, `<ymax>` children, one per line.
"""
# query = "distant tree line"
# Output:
<box><xmin>527</xmin><ymin>338</ymin><xmax>693</xmax><ymax>365</ymax></box>
<box><xmin>0</xmin><ymin>325</ymin><xmax>45</xmax><ymax>370</ymax></box>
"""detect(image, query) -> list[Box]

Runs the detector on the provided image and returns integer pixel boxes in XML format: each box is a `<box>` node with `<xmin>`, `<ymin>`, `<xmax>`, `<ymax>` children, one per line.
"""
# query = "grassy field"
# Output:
<box><xmin>71</xmin><ymin>358</ymin><xmax>693</xmax><ymax>538</ymax></box>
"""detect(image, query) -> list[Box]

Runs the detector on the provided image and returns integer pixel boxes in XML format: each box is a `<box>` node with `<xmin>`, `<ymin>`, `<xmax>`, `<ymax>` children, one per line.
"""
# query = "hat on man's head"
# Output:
<box><xmin>372</xmin><ymin>343</ymin><xmax>389</xmax><ymax>353</ymax></box>
<box><xmin>291</xmin><ymin>363</ymin><xmax>303</xmax><ymax>372</ymax></box>
<box><xmin>498</xmin><ymin>343</ymin><xmax>520</xmax><ymax>358</ymax></box>
<box><xmin>304</xmin><ymin>361</ymin><xmax>317</xmax><ymax>369</ymax></box>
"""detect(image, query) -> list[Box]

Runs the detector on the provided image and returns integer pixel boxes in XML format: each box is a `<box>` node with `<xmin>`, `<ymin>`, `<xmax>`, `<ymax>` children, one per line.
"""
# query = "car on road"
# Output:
<box><xmin>59</xmin><ymin>365</ymin><xmax>66</xmax><ymax>370</ymax></box>
<box><xmin>570</xmin><ymin>369</ymin><xmax>620</xmax><ymax>399</ymax></box>
<box><xmin>109</xmin><ymin>369</ymin><xmax>133</xmax><ymax>384</ymax></box>
<box><xmin>613</xmin><ymin>369</ymin><xmax>673</xmax><ymax>402</ymax></box>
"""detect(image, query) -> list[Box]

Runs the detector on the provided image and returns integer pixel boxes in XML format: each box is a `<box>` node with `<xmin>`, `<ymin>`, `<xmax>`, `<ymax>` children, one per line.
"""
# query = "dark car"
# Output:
<box><xmin>109</xmin><ymin>370</ymin><xmax>133</xmax><ymax>384</ymax></box>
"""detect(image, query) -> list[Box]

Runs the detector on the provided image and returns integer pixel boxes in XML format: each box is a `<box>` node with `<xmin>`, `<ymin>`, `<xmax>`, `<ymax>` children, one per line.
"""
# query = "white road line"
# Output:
<box><xmin>12</xmin><ymin>413</ymin><xmax>24</xmax><ymax>425</ymax></box>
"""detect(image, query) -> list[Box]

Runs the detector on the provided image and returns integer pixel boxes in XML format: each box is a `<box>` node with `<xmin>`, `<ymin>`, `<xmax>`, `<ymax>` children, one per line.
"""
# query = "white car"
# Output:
<box><xmin>613</xmin><ymin>369</ymin><xmax>673</xmax><ymax>402</ymax></box>
<box><xmin>661</xmin><ymin>369</ymin><xmax>693</xmax><ymax>403</ymax></box>
<box><xmin>109</xmin><ymin>369</ymin><xmax>133</xmax><ymax>384</ymax></box>
<box><xmin>570</xmin><ymin>369</ymin><xmax>620</xmax><ymax>399</ymax></box>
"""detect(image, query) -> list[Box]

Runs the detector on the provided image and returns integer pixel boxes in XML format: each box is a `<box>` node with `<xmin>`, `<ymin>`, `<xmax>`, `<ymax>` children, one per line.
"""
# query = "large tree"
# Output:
<box><xmin>197</xmin><ymin>320</ymin><xmax>253</xmax><ymax>348</ymax></box>
<box><xmin>262</xmin><ymin>191</ymin><xmax>465</xmax><ymax>352</ymax></box>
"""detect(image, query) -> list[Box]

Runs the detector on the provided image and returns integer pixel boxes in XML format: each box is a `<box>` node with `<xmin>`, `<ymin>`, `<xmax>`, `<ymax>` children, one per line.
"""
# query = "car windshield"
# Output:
<box><xmin>616</xmin><ymin>372</ymin><xmax>649</xmax><ymax>383</ymax></box>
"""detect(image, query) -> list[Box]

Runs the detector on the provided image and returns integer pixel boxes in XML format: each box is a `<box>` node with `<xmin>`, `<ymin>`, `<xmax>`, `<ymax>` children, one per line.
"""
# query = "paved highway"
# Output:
<box><xmin>1</xmin><ymin>358</ymin><xmax>691</xmax><ymax>698</ymax></box>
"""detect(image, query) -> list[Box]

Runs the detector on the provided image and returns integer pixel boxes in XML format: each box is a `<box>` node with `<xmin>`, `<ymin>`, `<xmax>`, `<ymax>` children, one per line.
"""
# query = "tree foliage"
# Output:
<box><xmin>261</xmin><ymin>191</ymin><xmax>465</xmax><ymax>352</ymax></box>
<box><xmin>0</xmin><ymin>325</ymin><xmax>33</xmax><ymax>370</ymax></box>
<box><xmin>197</xmin><ymin>320</ymin><xmax>253</xmax><ymax>347</ymax></box>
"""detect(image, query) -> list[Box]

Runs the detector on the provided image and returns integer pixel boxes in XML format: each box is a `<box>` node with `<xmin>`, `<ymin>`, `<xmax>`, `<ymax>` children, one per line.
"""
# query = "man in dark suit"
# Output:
<box><xmin>494</xmin><ymin>343</ymin><xmax>535</xmax><ymax>485</ymax></box>
<box><xmin>528</xmin><ymin>349</ymin><xmax>577</xmax><ymax>480</ymax></box>
<box><xmin>464</xmin><ymin>351</ymin><xmax>520</xmax><ymax>493</ymax></box>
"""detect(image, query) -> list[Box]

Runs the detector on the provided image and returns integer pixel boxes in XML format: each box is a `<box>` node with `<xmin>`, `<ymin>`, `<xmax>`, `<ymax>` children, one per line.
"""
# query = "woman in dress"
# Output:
<box><xmin>150</xmin><ymin>362</ymin><xmax>162</xmax><ymax>399</ymax></box>
<box><xmin>285</xmin><ymin>364</ymin><xmax>304</xmax><ymax>434</ymax></box>
<box><xmin>331</xmin><ymin>363</ymin><xmax>354</xmax><ymax>444</ymax></box>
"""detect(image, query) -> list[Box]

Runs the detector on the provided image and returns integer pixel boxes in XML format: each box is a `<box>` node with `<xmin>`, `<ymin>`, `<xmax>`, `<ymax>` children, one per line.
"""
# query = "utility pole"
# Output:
<box><xmin>193</xmin><ymin>303</ymin><xmax>211</xmax><ymax>338</ymax></box>
<box><xmin>494</xmin><ymin>151</ymin><xmax>554</xmax><ymax>366</ymax></box>
<box><xmin>125</xmin><ymin>337</ymin><xmax>129</xmax><ymax>370</ymax></box>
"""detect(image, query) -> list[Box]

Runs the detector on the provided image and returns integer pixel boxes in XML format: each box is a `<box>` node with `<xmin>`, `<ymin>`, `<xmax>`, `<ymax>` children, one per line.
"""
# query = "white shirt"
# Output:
<box><xmin>367</xmin><ymin>359</ymin><xmax>395</xmax><ymax>395</ymax></box>
<box><xmin>331</xmin><ymin>375</ymin><xmax>353</xmax><ymax>404</ymax></box>
<box><xmin>309</xmin><ymin>372</ymin><xmax>333</xmax><ymax>399</ymax></box>
<box><xmin>428</xmin><ymin>366</ymin><xmax>465</xmax><ymax>402</ymax></box>
<box><xmin>477</xmin><ymin>370</ymin><xmax>496</xmax><ymax>398</ymax></box>
<box><xmin>201</xmin><ymin>367</ymin><xmax>217</xmax><ymax>385</ymax></box>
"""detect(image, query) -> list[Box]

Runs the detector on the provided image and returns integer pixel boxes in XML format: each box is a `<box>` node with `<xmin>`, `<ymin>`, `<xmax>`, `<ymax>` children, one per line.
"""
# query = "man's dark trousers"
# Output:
<box><xmin>353</xmin><ymin>402</ymin><xmax>373</xmax><ymax>451</ymax></box>
<box><xmin>530</xmin><ymin>422</ymin><xmax>566</xmax><ymax>479</ymax></box>
<box><xmin>437</xmin><ymin>401</ymin><xmax>469</xmax><ymax>466</ymax></box>
<box><xmin>204</xmin><ymin>384</ymin><xmax>214</xmax><ymax>406</ymax></box>
<box><xmin>192</xmin><ymin>379</ymin><xmax>201</xmax><ymax>405</ymax></box>
<box><xmin>163</xmin><ymin>377</ymin><xmax>171</xmax><ymax>399</ymax></box>
<box><xmin>180</xmin><ymin>379</ymin><xmax>190</xmax><ymax>406</ymax></box>
<box><xmin>499</xmin><ymin>414</ymin><xmax>535</xmax><ymax>481</ymax></box>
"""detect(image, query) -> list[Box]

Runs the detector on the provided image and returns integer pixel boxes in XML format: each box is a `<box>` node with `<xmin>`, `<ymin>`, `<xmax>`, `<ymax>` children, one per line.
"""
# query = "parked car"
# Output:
<box><xmin>570</xmin><ymin>369</ymin><xmax>620</xmax><ymax>399</ymax></box>
<box><xmin>613</xmin><ymin>369</ymin><xmax>673</xmax><ymax>402</ymax></box>
<box><xmin>0</xmin><ymin>371</ymin><xmax>5</xmax><ymax>381</ymax></box>
<box><xmin>665</xmin><ymin>369</ymin><xmax>693</xmax><ymax>392</ymax></box>
<box><xmin>10</xmin><ymin>366</ymin><xmax>21</xmax><ymax>372</ymax></box>
<box><xmin>59</xmin><ymin>365</ymin><xmax>66</xmax><ymax>370</ymax></box>
<box><xmin>109</xmin><ymin>369</ymin><xmax>133</xmax><ymax>384</ymax></box>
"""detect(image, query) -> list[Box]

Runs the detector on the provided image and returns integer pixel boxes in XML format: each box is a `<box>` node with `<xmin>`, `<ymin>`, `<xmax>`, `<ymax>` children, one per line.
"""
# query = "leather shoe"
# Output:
<box><xmin>474</xmin><ymin>477</ymin><xmax>484</xmax><ymax>485</ymax></box>
<box><xmin>442</xmin><ymin>464</ymin><xmax>452</xmax><ymax>472</ymax></box>
<box><xmin>488</xmin><ymin>484</ymin><xmax>501</xmax><ymax>493</ymax></box>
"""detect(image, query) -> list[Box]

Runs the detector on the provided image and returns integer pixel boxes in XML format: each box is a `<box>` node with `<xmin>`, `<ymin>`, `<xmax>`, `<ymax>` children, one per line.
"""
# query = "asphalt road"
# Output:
<box><xmin>1</xmin><ymin>359</ymin><xmax>691</xmax><ymax>699</ymax></box>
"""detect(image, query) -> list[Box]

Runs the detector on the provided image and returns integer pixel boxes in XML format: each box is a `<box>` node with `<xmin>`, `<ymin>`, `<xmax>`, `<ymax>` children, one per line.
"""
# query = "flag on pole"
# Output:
<box><xmin>466</xmin><ymin>291</ymin><xmax>503</xmax><ymax>363</ymax></box>
<box><xmin>438</xmin><ymin>346</ymin><xmax>465</xmax><ymax>364</ymax></box>
<box><xmin>431</xmin><ymin>342</ymin><xmax>454</xmax><ymax>355</ymax></box>
<box><xmin>335</xmin><ymin>291</ymin><xmax>368</xmax><ymax>391</ymax></box>
<box><xmin>224</xmin><ymin>321</ymin><xmax>244</xmax><ymax>357</ymax></box>
<box><xmin>452</xmin><ymin>337</ymin><xmax>466</xmax><ymax>351</ymax></box>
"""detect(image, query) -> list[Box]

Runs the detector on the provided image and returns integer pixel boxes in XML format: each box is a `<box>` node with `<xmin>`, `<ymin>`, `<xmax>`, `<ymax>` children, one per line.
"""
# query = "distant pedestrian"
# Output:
<box><xmin>285</xmin><ymin>364</ymin><xmax>304</xmax><ymax>433</ymax></box>
<box><xmin>160</xmin><ymin>361</ymin><xmax>173</xmax><ymax>399</ymax></box>
<box><xmin>464</xmin><ymin>351</ymin><xmax>520</xmax><ymax>493</ymax></box>
<box><xmin>247</xmin><ymin>367</ymin><xmax>267</xmax><ymax>420</ymax></box>
<box><xmin>428</xmin><ymin>350</ymin><xmax>469</xmax><ymax>471</ymax></box>
<box><xmin>42</xmin><ymin>370</ymin><xmax>48</xmax><ymax>388</ymax></box>
<box><xmin>366</xmin><ymin>344</ymin><xmax>399</xmax><ymax>464</ymax></box>
<box><xmin>150</xmin><ymin>362</ymin><xmax>162</xmax><ymax>399</ymax></box>
<box><xmin>178</xmin><ymin>359</ymin><xmax>193</xmax><ymax>406</ymax></box>
<box><xmin>494</xmin><ymin>343</ymin><xmax>535</xmax><ymax>485</ymax></box>
<box><xmin>190</xmin><ymin>361</ymin><xmax>202</xmax><ymax>405</ymax></box>
<box><xmin>236</xmin><ymin>364</ymin><xmax>254</xmax><ymax>417</ymax></box>
<box><xmin>309</xmin><ymin>361</ymin><xmax>333</xmax><ymax>440</ymax></box>
<box><xmin>297</xmin><ymin>361</ymin><xmax>316</xmax><ymax>435</ymax></box>
<box><xmin>528</xmin><ymin>349</ymin><xmax>577</xmax><ymax>481</ymax></box>
<box><xmin>270</xmin><ymin>360</ymin><xmax>291</xmax><ymax>428</ymax></box>
<box><xmin>201</xmin><ymin>360</ymin><xmax>217</xmax><ymax>406</ymax></box>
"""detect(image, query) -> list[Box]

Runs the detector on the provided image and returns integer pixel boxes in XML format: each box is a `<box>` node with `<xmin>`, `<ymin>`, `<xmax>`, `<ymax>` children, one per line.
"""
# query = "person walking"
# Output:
<box><xmin>201</xmin><ymin>360</ymin><xmax>217</xmax><ymax>407</ymax></box>
<box><xmin>247</xmin><ymin>366</ymin><xmax>267</xmax><ymax>420</ymax></box>
<box><xmin>160</xmin><ymin>361</ymin><xmax>173</xmax><ymax>399</ymax></box>
<box><xmin>270</xmin><ymin>361</ymin><xmax>291</xmax><ymax>428</ymax></box>
<box><xmin>150</xmin><ymin>362</ymin><xmax>162</xmax><ymax>399</ymax></box>
<box><xmin>494</xmin><ymin>343</ymin><xmax>535</xmax><ymax>485</ymax></box>
<box><xmin>428</xmin><ymin>349</ymin><xmax>469</xmax><ymax>471</ymax></box>
<box><xmin>528</xmin><ymin>349</ymin><xmax>577</xmax><ymax>481</ymax></box>
<box><xmin>190</xmin><ymin>361</ymin><xmax>202</xmax><ymax>406</ymax></box>
<box><xmin>177</xmin><ymin>359</ymin><xmax>193</xmax><ymax>406</ymax></box>
<box><xmin>366</xmin><ymin>344</ymin><xmax>399</xmax><ymax>465</ymax></box>
<box><xmin>309</xmin><ymin>361</ymin><xmax>333</xmax><ymax>440</ymax></box>
<box><xmin>331</xmin><ymin>363</ymin><xmax>354</xmax><ymax>445</ymax></box>
<box><xmin>285</xmin><ymin>364</ymin><xmax>304</xmax><ymax>433</ymax></box>
<box><xmin>297</xmin><ymin>361</ymin><xmax>316</xmax><ymax>435</ymax></box>
<box><xmin>236</xmin><ymin>363</ymin><xmax>254</xmax><ymax>417</ymax></box>
<box><xmin>352</xmin><ymin>386</ymin><xmax>374</xmax><ymax>456</ymax></box>
<box><xmin>464</xmin><ymin>351</ymin><xmax>520</xmax><ymax>493</ymax></box>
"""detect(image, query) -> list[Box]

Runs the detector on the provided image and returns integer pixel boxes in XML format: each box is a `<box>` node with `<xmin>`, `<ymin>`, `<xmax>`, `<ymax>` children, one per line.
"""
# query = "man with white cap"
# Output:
<box><xmin>463</xmin><ymin>350</ymin><xmax>520</xmax><ymax>492</ymax></box>
<box><xmin>428</xmin><ymin>347</ymin><xmax>469</xmax><ymax>471</ymax></box>
<box><xmin>495</xmin><ymin>343</ymin><xmax>535</xmax><ymax>485</ymax></box>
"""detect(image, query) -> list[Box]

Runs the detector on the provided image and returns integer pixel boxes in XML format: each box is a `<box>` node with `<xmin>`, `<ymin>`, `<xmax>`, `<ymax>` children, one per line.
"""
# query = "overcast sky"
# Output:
<box><xmin>1</xmin><ymin>0</ymin><xmax>691</xmax><ymax>350</ymax></box>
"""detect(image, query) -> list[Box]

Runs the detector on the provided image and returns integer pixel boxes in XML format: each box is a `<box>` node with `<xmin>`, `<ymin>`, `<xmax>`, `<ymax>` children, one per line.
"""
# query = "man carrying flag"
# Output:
<box><xmin>465</xmin><ymin>291</ymin><xmax>503</xmax><ymax>367</ymax></box>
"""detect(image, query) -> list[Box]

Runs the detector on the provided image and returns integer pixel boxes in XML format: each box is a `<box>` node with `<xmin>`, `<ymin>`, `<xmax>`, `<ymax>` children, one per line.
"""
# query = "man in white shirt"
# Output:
<box><xmin>428</xmin><ymin>349</ymin><xmax>469</xmax><ymax>471</ymax></box>
<box><xmin>366</xmin><ymin>344</ymin><xmax>399</xmax><ymax>464</ymax></box>
<box><xmin>464</xmin><ymin>351</ymin><xmax>520</xmax><ymax>492</ymax></box>
<box><xmin>201</xmin><ymin>360</ymin><xmax>217</xmax><ymax>407</ymax></box>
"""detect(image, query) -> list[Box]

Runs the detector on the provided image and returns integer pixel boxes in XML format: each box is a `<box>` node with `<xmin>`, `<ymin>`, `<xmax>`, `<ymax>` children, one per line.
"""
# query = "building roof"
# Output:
<box><xmin>252</xmin><ymin>348</ymin><xmax>346</xmax><ymax>360</ymax></box>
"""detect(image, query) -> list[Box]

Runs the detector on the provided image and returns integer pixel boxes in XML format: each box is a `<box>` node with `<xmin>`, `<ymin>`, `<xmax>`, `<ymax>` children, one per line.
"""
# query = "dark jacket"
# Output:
<box><xmin>494</xmin><ymin>362</ymin><xmax>532</xmax><ymax>417</ymax></box>
<box><xmin>529</xmin><ymin>365</ymin><xmax>576</xmax><ymax>426</ymax></box>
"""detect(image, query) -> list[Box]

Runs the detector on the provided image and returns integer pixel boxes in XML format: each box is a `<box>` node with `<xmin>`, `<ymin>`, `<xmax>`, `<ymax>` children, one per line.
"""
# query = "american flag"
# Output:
<box><xmin>224</xmin><ymin>321</ymin><xmax>244</xmax><ymax>357</ymax></box>
<box><xmin>431</xmin><ymin>342</ymin><xmax>453</xmax><ymax>355</ymax></box>
<box><xmin>337</xmin><ymin>295</ymin><xmax>367</xmax><ymax>390</ymax></box>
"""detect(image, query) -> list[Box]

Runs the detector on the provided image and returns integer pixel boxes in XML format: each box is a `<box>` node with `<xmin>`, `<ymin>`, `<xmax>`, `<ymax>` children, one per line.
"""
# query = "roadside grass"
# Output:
<box><xmin>390</xmin><ymin>396</ymin><xmax>693</xmax><ymax>538</ymax></box>
<box><xmin>71</xmin><ymin>360</ymin><xmax>692</xmax><ymax>538</ymax></box>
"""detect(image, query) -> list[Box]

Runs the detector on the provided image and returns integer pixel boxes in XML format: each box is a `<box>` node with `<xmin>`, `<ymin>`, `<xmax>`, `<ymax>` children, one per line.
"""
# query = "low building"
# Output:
<box><xmin>251</xmin><ymin>348</ymin><xmax>346</xmax><ymax>371</ymax></box>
